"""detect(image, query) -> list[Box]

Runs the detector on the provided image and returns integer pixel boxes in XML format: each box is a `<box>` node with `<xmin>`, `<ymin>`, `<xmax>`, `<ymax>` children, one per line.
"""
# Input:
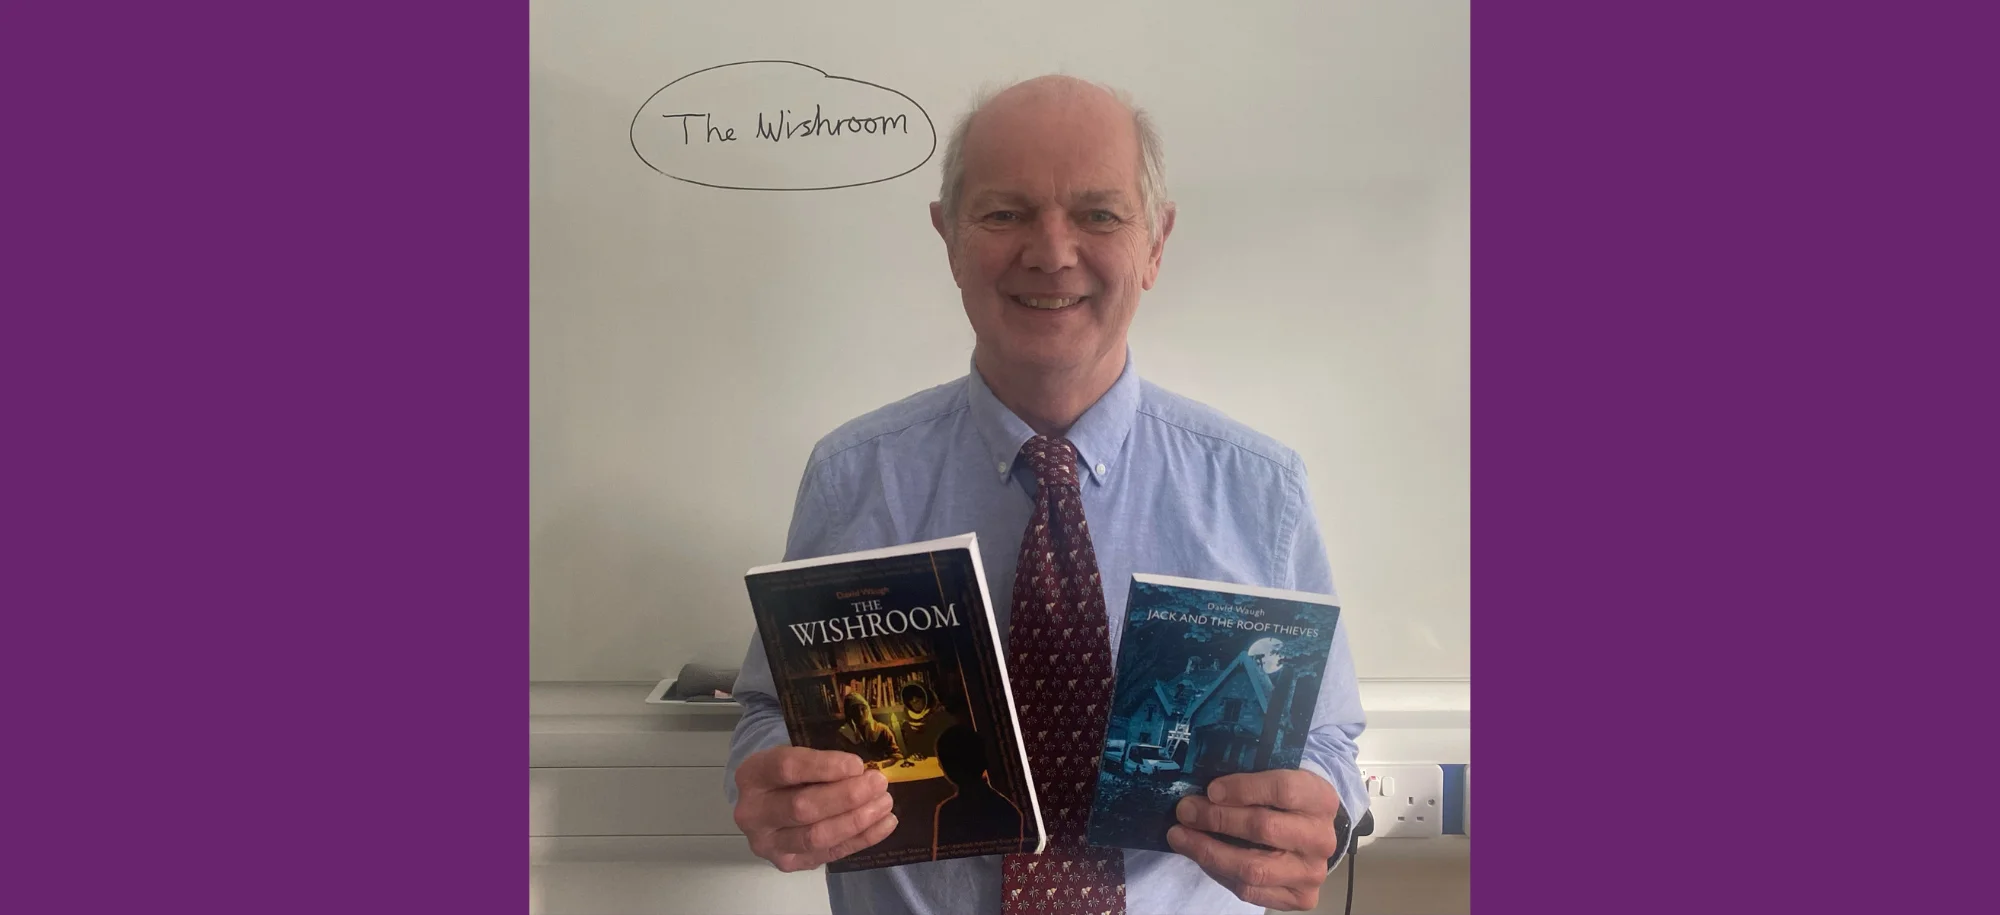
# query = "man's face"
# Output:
<box><xmin>933</xmin><ymin>83</ymin><xmax>1173</xmax><ymax>377</ymax></box>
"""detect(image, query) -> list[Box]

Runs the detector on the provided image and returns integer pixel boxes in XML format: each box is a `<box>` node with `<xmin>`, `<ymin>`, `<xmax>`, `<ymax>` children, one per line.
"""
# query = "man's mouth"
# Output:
<box><xmin>1009</xmin><ymin>295</ymin><xmax>1088</xmax><ymax>310</ymax></box>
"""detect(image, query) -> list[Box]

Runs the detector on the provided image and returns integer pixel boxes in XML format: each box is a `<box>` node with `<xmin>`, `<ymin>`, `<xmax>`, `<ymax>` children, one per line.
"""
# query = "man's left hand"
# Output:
<box><xmin>1167</xmin><ymin>769</ymin><xmax>1344</xmax><ymax>912</ymax></box>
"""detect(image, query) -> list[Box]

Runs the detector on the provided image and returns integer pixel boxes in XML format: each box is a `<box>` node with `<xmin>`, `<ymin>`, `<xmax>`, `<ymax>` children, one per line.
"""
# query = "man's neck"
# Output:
<box><xmin>975</xmin><ymin>345</ymin><xmax>1126</xmax><ymax>437</ymax></box>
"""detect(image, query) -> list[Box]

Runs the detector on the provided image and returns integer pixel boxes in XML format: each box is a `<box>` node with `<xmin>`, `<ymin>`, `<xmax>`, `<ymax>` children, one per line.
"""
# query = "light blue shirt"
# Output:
<box><xmin>729</xmin><ymin>354</ymin><xmax>1366</xmax><ymax>915</ymax></box>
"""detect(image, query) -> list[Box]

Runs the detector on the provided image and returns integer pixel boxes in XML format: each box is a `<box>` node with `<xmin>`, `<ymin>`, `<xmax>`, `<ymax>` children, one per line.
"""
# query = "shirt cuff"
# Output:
<box><xmin>1299</xmin><ymin>758</ymin><xmax>1361</xmax><ymax>867</ymax></box>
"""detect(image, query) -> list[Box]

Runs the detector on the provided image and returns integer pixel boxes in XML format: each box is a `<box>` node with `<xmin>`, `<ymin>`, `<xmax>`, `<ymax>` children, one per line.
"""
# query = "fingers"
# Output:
<box><xmin>1176</xmin><ymin>796</ymin><xmax>1341</xmax><ymax>859</ymax></box>
<box><xmin>744</xmin><ymin>769</ymin><xmax>888</xmax><ymax>832</ymax></box>
<box><xmin>825</xmin><ymin>805</ymin><xmax>900</xmax><ymax>861</ymax></box>
<box><xmin>767</xmin><ymin>851</ymin><xmax>817</xmax><ymax>874</ymax></box>
<box><xmin>1167</xmin><ymin>824</ymin><xmax>1329</xmax><ymax>902</ymax></box>
<box><xmin>1205</xmin><ymin>769</ymin><xmax>1341</xmax><ymax>816</ymax></box>
<box><xmin>735</xmin><ymin>761</ymin><xmax>894</xmax><ymax>871</ymax></box>
<box><xmin>738</xmin><ymin>746</ymin><xmax>864</xmax><ymax>794</ymax></box>
<box><xmin>768</xmin><ymin>791</ymin><xmax>895</xmax><ymax>856</ymax></box>
<box><xmin>758</xmin><ymin>798</ymin><xmax>901</xmax><ymax>873</ymax></box>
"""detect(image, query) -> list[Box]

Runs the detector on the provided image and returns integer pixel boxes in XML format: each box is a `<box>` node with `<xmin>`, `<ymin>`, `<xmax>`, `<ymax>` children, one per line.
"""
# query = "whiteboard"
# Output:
<box><xmin>531</xmin><ymin>0</ymin><xmax>1469</xmax><ymax>682</ymax></box>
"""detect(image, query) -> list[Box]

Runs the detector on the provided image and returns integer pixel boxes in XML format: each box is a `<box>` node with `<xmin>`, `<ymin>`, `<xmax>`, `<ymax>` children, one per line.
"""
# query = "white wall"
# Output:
<box><xmin>531</xmin><ymin>0</ymin><xmax>1470</xmax><ymax>682</ymax></box>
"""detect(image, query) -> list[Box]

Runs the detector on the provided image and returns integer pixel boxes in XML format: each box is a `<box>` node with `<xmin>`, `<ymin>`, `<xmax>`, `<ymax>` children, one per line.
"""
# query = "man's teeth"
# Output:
<box><xmin>1014</xmin><ymin>296</ymin><xmax>1082</xmax><ymax>309</ymax></box>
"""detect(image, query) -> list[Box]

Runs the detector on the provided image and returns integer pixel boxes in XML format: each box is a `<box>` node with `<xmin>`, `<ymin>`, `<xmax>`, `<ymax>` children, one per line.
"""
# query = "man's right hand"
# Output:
<box><xmin>732</xmin><ymin>746</ymin><xmax>898</xmax><ymax>872</ymax></box>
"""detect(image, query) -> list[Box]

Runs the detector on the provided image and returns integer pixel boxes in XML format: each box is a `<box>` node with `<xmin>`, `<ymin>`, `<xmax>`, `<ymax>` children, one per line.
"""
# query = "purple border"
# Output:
<box><xmin>1478</xmin><ymin>4</ymin><xmax>1995</xmax><ymax>914</ymax></box>
<box><xmin>12</xmin><ymin>4</ymin><xmax>516</xmax><ymax>912</ymax></box>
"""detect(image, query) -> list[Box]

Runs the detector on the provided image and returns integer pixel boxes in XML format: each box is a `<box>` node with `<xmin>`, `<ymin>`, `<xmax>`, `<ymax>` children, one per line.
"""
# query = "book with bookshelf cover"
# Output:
<box><xmin>743</xmin><ymin>532</ymin><xmax>1046</xmax><ymax>871</ymax></box>
<box><xmin>1085</xmin><ymin>574</ymin><xmax>1342</xmax><ymax>853</ymax></box>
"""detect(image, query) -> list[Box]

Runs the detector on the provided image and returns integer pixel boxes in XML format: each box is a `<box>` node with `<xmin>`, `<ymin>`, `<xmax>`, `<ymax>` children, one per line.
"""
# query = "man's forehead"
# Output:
<box><xmin>959</xmin><ymin>85</ymin><xmax>1141</xmax><ymax>191</ymax></box>
<box><xmin>957</xmin><ymin>131</ymin><xmax>1143</xmax><ymax>206</ymax></box>
<box><xmin>965</xmin><ymin>185</ymin><xmax>1138</xmax><ymax>207</ymax></box>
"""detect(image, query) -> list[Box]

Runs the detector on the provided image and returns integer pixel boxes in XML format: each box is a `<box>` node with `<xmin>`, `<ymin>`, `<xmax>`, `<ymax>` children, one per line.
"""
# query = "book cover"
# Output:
<box><xmin>744</xmin><ymin>533</ymin><xmax>1046</xmax><ymax>871</ymax></box>
<box><xmin>1086</xmin><ymin>573</ymin><xmax>1342</xmax><ymax>853</ymax></box>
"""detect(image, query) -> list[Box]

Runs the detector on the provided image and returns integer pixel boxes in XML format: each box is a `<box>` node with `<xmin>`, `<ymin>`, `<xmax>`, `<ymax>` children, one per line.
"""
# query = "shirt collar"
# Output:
<box><xmin>968</xmin><ymin>349</ymin><xmax>1141</xmax><ymax>486</ymax></box>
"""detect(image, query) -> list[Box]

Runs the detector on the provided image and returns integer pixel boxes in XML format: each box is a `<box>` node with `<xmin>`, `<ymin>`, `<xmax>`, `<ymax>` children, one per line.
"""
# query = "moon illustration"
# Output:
<box><xmin>1247</xmin><ymin>637</ymin><xmax>1285</xmax><ymax>673</ymax></box>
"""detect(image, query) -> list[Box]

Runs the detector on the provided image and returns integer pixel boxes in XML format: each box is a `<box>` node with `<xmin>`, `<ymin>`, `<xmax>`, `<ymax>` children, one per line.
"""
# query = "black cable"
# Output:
<box><xmin>1344</xmin><ymin>810</ymin><xmax>1374</xmax><ymax>915</ymax></box>
<box><xmin>1344</xmin><ymin>840</ymin><xmax>1356</xmax><ymax>915</ymax></box>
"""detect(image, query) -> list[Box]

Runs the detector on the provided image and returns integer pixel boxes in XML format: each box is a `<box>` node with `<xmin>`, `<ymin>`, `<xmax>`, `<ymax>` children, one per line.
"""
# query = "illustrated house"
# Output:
<box><xmin>1114</xmin><ymin>652</ymin><xmax>1316</xmax><ymax>775</ymax></box>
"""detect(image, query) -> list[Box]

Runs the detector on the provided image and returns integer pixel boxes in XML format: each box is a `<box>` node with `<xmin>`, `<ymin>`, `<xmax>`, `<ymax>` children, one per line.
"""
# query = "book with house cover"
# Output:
<box><xmin>743</xmin><ymin>533</ymin><xmax>1046</xmax><ymax>871</ymax></box>
<box><xmin>1086</xmin><ymin>574</ymin><xmax>1341</xmax><ymax>853</ymax></box>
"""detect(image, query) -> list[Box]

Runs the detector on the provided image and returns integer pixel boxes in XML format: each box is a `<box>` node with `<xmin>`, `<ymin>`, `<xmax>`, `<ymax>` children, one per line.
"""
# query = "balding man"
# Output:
<box><xmin>726</xmin><ymin>76</ymin><xmax>1367</xmax><ymax>915</ymax></box>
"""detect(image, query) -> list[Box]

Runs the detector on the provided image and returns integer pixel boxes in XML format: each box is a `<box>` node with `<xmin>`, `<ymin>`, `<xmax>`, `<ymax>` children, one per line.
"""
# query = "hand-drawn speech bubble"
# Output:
<box><xmin>629</xmin><ymin>61</ymin><xmax>937</xmax><ymax>191</ymax></box>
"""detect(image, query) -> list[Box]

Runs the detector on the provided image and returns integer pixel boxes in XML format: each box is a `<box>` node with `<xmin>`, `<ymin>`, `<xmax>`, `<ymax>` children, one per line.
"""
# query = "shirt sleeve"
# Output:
<box><xmin>724</xmin><ymin>455</ymin><xmax>838</xmax><ymax>806</ymax></box>
<box><xmin>1278</xmin><ymin>465</ymin><xmax>1370</xmax><ymax>847</ymax></box>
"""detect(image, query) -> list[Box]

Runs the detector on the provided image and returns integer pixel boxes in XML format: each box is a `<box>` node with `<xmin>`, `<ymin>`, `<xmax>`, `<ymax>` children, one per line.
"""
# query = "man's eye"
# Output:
<box><xmin>985</xmin><ymin>211</ymin><xmax>1020</xmax><ymax>223</ymax></box>
<box><xmin>1086</xmin><ymin>210</ymin><xmax>1119</xmax><ymax>224</ymax></box>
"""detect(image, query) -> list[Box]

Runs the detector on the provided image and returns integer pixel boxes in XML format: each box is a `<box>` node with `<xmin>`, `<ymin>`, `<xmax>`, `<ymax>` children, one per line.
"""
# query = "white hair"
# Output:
<box><xmin>936</xmin><ymin>79</ymin><xmax>1169</xmax><ymax>241</ymax></box>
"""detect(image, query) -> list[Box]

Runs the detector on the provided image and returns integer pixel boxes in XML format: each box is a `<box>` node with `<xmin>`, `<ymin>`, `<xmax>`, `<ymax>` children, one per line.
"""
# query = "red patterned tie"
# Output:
<box><xmin>1002</xmin><ymin>436</ymin><xmax>1125</xmax><ymax>915</ymax></box>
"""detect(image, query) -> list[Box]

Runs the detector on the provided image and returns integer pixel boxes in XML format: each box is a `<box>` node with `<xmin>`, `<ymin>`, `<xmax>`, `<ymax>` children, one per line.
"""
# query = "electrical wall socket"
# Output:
<box><xmin>1358</xmin><ymin>764</ymin><xmax>1445</xmax><ymax>838</ymax></box>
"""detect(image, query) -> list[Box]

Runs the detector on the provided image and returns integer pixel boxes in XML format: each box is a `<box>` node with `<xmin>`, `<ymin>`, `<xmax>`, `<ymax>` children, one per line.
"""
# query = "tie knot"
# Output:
<box><xmin>1019</xmin><ymin>436</ymin><xmax>1080</xmax><ymax>488</ymax></box>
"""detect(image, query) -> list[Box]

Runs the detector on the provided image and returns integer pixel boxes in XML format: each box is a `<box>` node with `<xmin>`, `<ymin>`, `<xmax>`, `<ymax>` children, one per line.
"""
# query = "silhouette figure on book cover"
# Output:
<box><xmin>931</xmin><ymin>724</ymin><xmax>1023</xmax><ymax>859</ymax></box>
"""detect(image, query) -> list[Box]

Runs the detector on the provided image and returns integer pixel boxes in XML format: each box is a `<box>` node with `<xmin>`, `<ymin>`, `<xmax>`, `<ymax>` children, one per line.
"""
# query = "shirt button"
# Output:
<box><xmin>997</xmin><ymin>461</ymin><xmax>1009</xmax><ymax>473</ymax></box>
<box><xmin>1095</xmin><ymin>463</ymin><xmax>1107</xmax><ymax>475</ymax></box>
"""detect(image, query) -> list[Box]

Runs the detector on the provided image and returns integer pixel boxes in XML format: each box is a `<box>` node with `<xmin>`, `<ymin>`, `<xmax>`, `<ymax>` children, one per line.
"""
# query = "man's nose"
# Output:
<box><xmin>1018</xmin><ymin>210</ymin><xmax>1079</xmax><ymax>273</ymax></box>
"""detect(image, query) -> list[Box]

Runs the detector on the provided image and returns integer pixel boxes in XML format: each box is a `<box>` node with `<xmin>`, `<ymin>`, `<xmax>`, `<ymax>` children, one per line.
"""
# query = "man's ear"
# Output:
<box><xmin>932</xmin><ymin>201</ymin><xmax>964</xmax><ymax>284</ymax></box>
<box><xmin>1142</xmin><ymin>203</ymin><xmax>1178</xmax><ymax>291</ymax></box>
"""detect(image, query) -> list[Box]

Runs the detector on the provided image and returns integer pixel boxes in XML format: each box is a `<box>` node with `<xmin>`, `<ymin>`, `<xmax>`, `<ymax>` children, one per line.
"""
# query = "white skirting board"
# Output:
<box><xmin>532</xmin><ymin>854</ymin><xmax>833</xmax><ymax>915</ymax></box>
<box><xmin>528</xmin><ymin>837</ymin><xmax>1468</xmax><ymax>915</ymax></box>
<box><xmin>531</xmin><ymin>767</ymin><xmax>735</xmax><ymax>837</ymax></box>
<box><xmin>532</xmin><ymin>728</ymin><xmax>734</xmax><ymax>768</ymax></box>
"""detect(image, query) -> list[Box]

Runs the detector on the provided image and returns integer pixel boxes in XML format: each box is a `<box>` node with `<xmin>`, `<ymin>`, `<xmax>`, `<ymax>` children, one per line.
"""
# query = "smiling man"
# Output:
<box><xmin>726</xmin><ymin>76</ymin><xmax>1367</xmax><ymax>915</ymax></box>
